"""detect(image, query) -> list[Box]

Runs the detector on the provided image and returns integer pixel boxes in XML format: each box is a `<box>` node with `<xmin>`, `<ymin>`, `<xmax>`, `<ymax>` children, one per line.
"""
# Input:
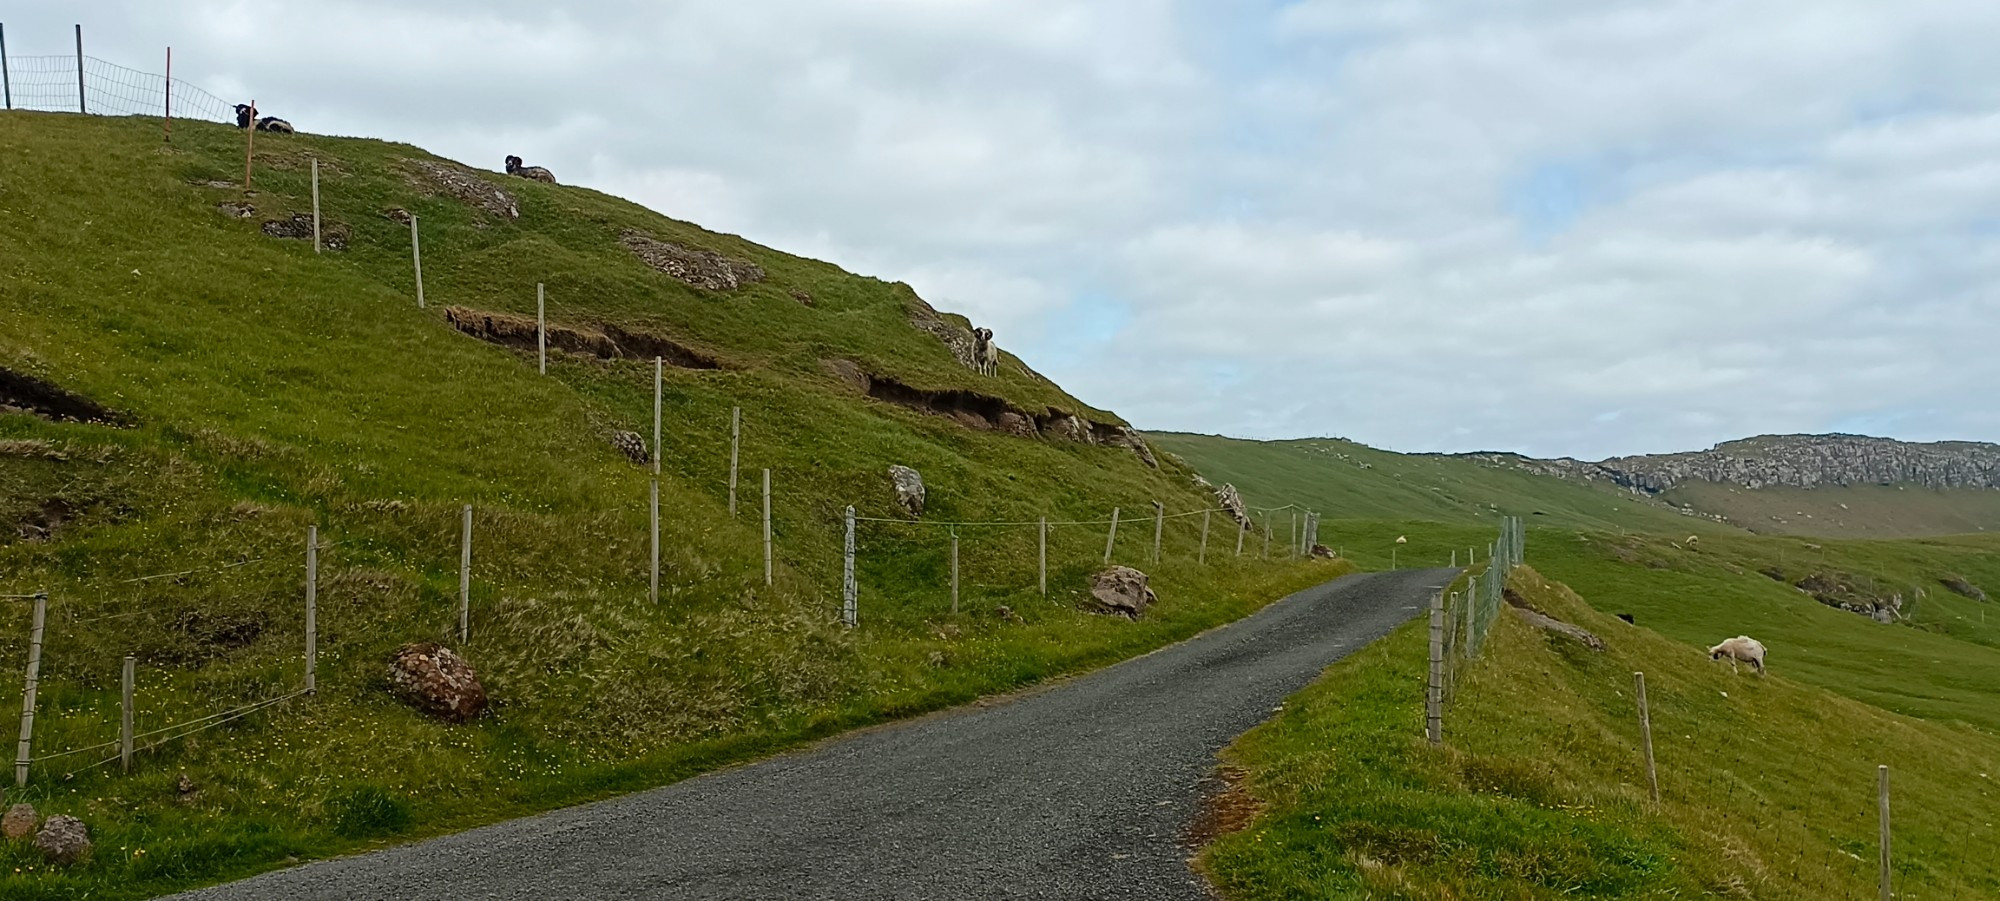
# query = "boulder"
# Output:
<box><xmin>610</xmin><ymin>430</ymin><xmax>650</xmax><ymax>465</ymax></box>
<box><xmin>33</xmin><ymin>815</ymin><xmax>89</xmax><ymax>865</ymax></box>
<box><xmin>1213</xmin><ymin>482</ymin><xmax>1252</xmax><ymax>530</ymax></box>
<box><xmin>386</xmin><ymin>642</ymin><xmax>487</xmax><ymax>723</ymax></box>
<box><xmin>1086</xmin><ymin>566</ymin><xmax>1158</xmax><ymax>619</ymax></box>
<box><xmin>2</xmin><ymin>803</ymin><xmax>36</xmax><ymax>840</ymax></box>
<box><xmin>887</xmin><ymin>465</ymin><xmax>926</xmax><ymax>517</ymax></box>
<box><xmin>994</xmin><ymin>411</ymin><xmax>1039</xmax><ymax>438</ymax></box>
<box><xmin>1510</xmin><ymin>607</ymin><xmax>1605</xmax><ymax>652</ymax></box>
<box><xmin>1309</xmin><ymin>544</ymin><xmax>1338</xmax><ymax>559</ymax></box>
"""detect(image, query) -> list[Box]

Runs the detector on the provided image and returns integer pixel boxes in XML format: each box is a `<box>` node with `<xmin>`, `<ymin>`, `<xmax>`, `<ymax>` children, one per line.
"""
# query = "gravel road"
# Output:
<box><xmin>172</xmin><ymin>568</ymin><xmax>1451</xmax><ymax>900</ymax></box>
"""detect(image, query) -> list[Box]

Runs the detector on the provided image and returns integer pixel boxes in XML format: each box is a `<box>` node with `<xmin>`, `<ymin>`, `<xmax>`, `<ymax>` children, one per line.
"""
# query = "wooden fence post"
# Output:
<box><xmin>649</xmin><ymin>479</ymin><xmax>660</xmax><ymax>604</ymax></box>
<box><xmin>14</xmin><ymin>592</ymin><xmax>46</xmax><ymax>787</ymax></box>
<box><xmin>310</xmin><ymin>157</ymin><xmax>320</xmax><ymax>252</ymax></box>
<box><xmin>1038</xmin><ymin>516</ymin><xmax>1048</xmax><ymax>597</ymax></box>
<box><xmin>950</xmin><ymin>530</ymin><xmax>960</xmax><ymax>614</ymax></box>
<box><xmin>1102</xmin><ymin>507</ymin><xmax>1120</xmax><ymax>565</ymax></box>
<box><xmin>1199</xmin><ymin>510</ymin><xmax>1211</xmax><ymax>565</ymax></box>
<box><xmin>306</xmin><ymin>526</ymin><xmax>317</xmax><ymax>695</ymax></box>
<box><xmin>1290</xmin><ymin>510</ymin><xmax>1299</xmax><ymax>557</ymax></box>
<box><xmin>762</xmin><ymin>469</ymin><xmax>773</xmax><ymax>586</ymax></box>
<box><xmin>120</xmin><ymin>655</ymin><xmax>135</xmax><ymax>773</ymax></box>
<box><xmin>1151</xmin><ymin>501</ymin><xmax>1163</xmax><ymax>565</ymax></box>
<box><xmin>1878</xmin><ymin>764</ymin><xmax>1891</xmax><ymax>901</ymax></box>
<box><xmin>242</xmin><ymin>98</ymin><xmax>255</xmax><ymax>189</ymax></box>
<box><xmin>411</xmin><ymin>214</ymin><xmax>424</xmax><ymax>308</ymax></box>
<box><xmin>1426</xmin><ymin>591</ymin><xmax>1443</xmax><ymax>745</ymax></box>
<box><xmin>74</xmin><ymin>24</ymin><xmax>85</xmax><ymax>113</ymax></box>
<box><xmin>536</xmin><ymin>283</ymin><xmax>546</xmax><ymax>374</ymax></box>
<box><xmin>1263</xmin><ymin>513</ymin><xmax>1272</xmax><ymax>558</ymax></box>
<box><xmin>652</xmin><ymin>358</ymin><xmax>662</xmax><ymax>477</ymax></box>
<box><xmin>842</xmin><ymin>505</ymin><xmax>857</xmax><ymax>628</ymax></box>
<box><xmin>1635</xmin><ymin>672</ymin><xmax>1660</xmax><ymax>802</ymax></box>
<box><xmin>1236</xmin><ymin>521</ymin><xmax>1245</xmax><ymax>557</ymax></box>
<box><xmin>728</xmin><ymin>407</ymin><xmax>741</xmax><ymax>516</ymax></box>
<box><xmin>459</xmin><ymin>505</ymin><xmax>472</xmax><ymax>644</ymax></box>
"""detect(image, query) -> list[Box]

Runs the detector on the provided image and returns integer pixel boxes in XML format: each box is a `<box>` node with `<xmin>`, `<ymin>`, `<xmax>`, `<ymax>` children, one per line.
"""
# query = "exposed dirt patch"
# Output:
<box><xmin>1186</xmin><ymin>766</ymin><xmax>1261</xmax><ymax>850</ymax></box>
<box><xmin>400</xmin><ymin>159</ymin><xmax>519</xmax><ymax>221</ymax></box>
<box><xmin>13</xmin><ymin>498</ymin><xmax>74</xmax><ymax>544</ymax></box>
<box><xmin>442</xmin><ymin>307</ymin><xmax>723</xmax><ymax>370</ymax></box>
<box><xmin>169</xmin><ymin>609</ymin><xmax>269</xmax><ymax>657</ymax></box>
<box><xmin>1793</xmin><ymin>570</ymin><xmax>1907</xmax><ymax>622</ymax></box>
<box><xmin>823</xmin><ymin>360</ymin><xmax>1156</xmax><ymax>465</ymax></box>
<box><xmin>620</xmin><ymin>231</ymin><xmax>765</xmax><ymax>291</ymax></box>
<box><xmin>0</xmin><ymin>368</ymin><xmax>128</xmax><ymax>425</ymax></box>
<box><xmin>261</xmin><ymin>213</ymin><xmax>349</xmax><ymax>251</ymax></box>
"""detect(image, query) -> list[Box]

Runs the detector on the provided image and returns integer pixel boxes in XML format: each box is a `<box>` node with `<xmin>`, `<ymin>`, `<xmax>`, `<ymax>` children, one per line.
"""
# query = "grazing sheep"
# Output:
<box><xmin>1616</xmin><ymin>613</ymin><xmax>1635</xmax><ymax>624</ymax></box>
<box><xmin>233</xmin><ymin>104</ymin><xmax>294</xmax><ymax>133</ymax></box>
<box><xmin>504</xmin><ymin>155</ymin><xmax>558</xmax><ymax>184</ymax></box>
<box><xmin>1708</xmin><ymin>635</ymin><xmax>1766</xmax><ymax>675</ymax></box>
<box><xmin>1686</xmin><ymin>535</ymin><xmax>1700</xmax><ymax>548</ymax></box>
<box><xmin>971</xmin><ymin>327</ymin><xmax>999</xmax><ymax>376</ymax></box>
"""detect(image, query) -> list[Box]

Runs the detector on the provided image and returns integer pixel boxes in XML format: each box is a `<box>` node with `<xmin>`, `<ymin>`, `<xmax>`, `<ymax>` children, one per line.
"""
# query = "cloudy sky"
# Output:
<box><xmin>12</xmin><ymin>1</ymin><xmax>2000</xmax><ymax>459</ymax></box>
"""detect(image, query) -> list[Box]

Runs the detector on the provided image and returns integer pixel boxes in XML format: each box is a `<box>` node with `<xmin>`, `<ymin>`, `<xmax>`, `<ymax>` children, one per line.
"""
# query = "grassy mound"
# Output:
<box><xmin>0</xmin><ymin>111</ymin><xmax>1343</xmax><ymax>898</ymax></box>
<box><xmin>1203</xmin><ymin>566</ymin><xmax>1999</xmax><ymax>898</ymax></box>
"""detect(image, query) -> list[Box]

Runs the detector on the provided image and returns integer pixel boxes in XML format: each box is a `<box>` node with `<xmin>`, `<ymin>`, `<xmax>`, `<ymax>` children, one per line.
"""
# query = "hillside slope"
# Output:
<box><xmin>0</xmin><ymin>112</ymin><xmax>1338</xmax><ymax>898</ymax></box>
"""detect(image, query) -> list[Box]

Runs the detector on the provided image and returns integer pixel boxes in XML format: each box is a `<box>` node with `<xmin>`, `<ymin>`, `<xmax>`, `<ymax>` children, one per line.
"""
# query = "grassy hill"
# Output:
<box><xmin>0</xmin><ymin>111</ymin><xmax>1344</xmax><ymax>898</ymax></box>
<box><xmin>1203</xmin><ymin>566</ymin><xmax>2000</xmax><ymax>897</ymax></box>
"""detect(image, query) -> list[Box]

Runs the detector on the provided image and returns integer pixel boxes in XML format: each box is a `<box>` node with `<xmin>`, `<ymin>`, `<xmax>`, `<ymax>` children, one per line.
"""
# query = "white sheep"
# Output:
<box><xmin>971</xmin><ymin>327</ymin><xmax>999</xmax><ymax>376</ymax></box>
<box><xmin>1707</xmin><ymin>635</ymin><xmax>1766</xmax><ymax>675</ymax></box>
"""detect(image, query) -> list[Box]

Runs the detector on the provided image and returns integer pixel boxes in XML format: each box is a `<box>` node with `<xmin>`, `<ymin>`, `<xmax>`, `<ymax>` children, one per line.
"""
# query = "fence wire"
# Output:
<box><xmin>4</xmin><ymin>54</ymin><xmax>234</xmax><ymax>123</ymax></box>
<box><xmin>1439</xmin><ymin>515</ymin><xmax>1523</xmax><ymax>703</ymax></box>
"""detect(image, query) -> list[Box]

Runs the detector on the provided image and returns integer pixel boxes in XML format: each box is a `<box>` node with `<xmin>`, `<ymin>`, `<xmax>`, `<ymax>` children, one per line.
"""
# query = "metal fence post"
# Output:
<box><xmin>311</xmin><ymin>157</ymin><xmax>321</xmax><ymax>252</ymax></box>
<box><xmin>74</xmin><ymin>24</ymin><xmax>84</xmax><ymax>113</ymax></box>
<box><xmin>1103</xmin><ymin>507</ymin><xmax>1120</xmax><ymax>565</ymax></box>
<box><xmin>536</xmin><ymin>283</ymin><xmax>546</xmax><ymax>374</ymax></box>
<box><xmin>1</xmin><ymin>23</ymin><xmax>12</xmax><ymax>110</ymax></box>
<box><xmin>14</xmin><ymin>592</ymin><xmax>46</xmax><ymax>787</ymax></box>
<box><xmin>120</xmin><ymin>655</ymin><xmax>135</xmax><ymax>773</ymax></box>
<box><xmin>762</xmin><ymin>468</ymin><xmax>773</xmax><ymax>586</ymax></box>
<box><xmin>649</xmin><ymin>479</ymin><xmax>660</xmax><ymax>604</ymax></box>
<box><xmin>842</xmin><ymin>505</ymin><xmax>857</xmax><ymax>627</ymax></box>
<box><xmin>1038</xmin><ymin>516</ymin><xmax>1047</xmax><ymax>596</ymax></box>
<box><xmin>306</xmin><ymin>526</ymin><xmax>317</xmax><ymax>695</ymax></box>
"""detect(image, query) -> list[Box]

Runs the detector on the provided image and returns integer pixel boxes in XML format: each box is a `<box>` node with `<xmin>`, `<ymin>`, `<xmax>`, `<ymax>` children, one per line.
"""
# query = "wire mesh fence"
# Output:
<box><xmin>1435</xmin><ymin>515</ymin><xmax>1522</xmax><ymax>708</ymax></box>
<box><xmin>3</xmin><ymin>52</ymin><xmax>233</xmax><ymax>123</ymax></box>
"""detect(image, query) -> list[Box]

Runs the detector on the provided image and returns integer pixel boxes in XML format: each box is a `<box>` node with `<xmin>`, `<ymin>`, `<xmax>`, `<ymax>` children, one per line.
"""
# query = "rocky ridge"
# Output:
<box><xmin>1463</xmin><ymin>434</ymin><xmax>2000</xmax><ymax>494</ymax></box>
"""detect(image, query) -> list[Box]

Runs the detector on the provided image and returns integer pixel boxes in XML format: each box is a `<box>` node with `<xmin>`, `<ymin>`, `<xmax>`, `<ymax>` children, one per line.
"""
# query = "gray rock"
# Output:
<box><xmin>1213</xmin><ymin>482</ymin><xmax>1252</xmax><ymax>530</ymax></box>
<box><xmin>1509</xmin><ymin>607</ymin><xmax>1605</xmax><ymax>651</ymax></box>
<box><xmin>887</xmin><ymin>465</ymin><xmax>926</xmax><ymax>517</ymax></box>
<box><xmin>1086</xmin><ymin>566</ymin><xmax>1157</xmax><ymax>619</ymax></box>
<box><xmin>1470</xmin><ymin>434</ymin><xmax>2000</xmax><ymax>494</ymax></box>
<box><xmin>610</xmin><ymin>430</ymin><xmax>650</xmax><ymax>465</ymax></box>
<box><xmin>33</xmin><ymin>815</ymin><xmax>89</xmax><ymax>865</ymax></box>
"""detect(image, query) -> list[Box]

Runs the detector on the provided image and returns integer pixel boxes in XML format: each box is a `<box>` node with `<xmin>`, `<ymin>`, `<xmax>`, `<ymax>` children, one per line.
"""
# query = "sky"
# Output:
<box><xmin>9</xmin><ymin>1</ymin><xmax>2000</xmax><ymax>460</ymax></box>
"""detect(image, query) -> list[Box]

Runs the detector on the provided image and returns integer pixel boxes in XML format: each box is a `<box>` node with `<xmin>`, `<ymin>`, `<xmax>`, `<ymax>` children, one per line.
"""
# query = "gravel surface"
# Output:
<box><xmin>172</xmin><ymin>568</ymin><xmax>1451</xmax><ymax>901</ymax></box>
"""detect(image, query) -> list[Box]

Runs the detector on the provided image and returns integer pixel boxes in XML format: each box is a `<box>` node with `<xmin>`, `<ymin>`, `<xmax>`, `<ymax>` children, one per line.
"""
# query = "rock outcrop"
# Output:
<box><xmin>386</xmin><ymin>642</ymin><xmax>487</xmax><ymax>723</ymax></box>
<box><xmin>33</xmin><ymin>815</ymin><xmax>90</xmax><ymax>865</ymax></box>
<box><xmin>621</xmin><ymin>231</ymin><xmax>765</xmax><ymax>291</ymax></box>
<box><xmin>1086</xmin><ymin>566</ymin><xmax>1157</xmax><ymax>619</ymax></box>
<box><xmin>1466</xmin><ymin>434</ymin><xmax>2000</xmax><ymax>494</ymax></box>
<box><xmin>887</xmin><ymin>465</ymin><xmax>926</xmax><ymax>517</ymax></box>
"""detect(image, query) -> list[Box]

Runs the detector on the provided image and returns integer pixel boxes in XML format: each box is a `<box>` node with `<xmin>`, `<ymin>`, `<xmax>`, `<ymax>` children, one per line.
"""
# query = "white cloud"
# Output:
<box><xmin>16</xmin><ymin>0</ymin><xmax>2000</xmax><ymax>458</ymax></box>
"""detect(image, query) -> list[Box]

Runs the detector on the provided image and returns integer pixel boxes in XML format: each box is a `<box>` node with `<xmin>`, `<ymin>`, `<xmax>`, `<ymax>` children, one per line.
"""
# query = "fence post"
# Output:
<box><xmin>1038</xmin><ymin>516</ymin><xmax>1047</xmax><ymax>596</ymax></box>
<box><xmin>459</xmin><ymin>505</ymin><xmax>472</xmax><ymax>644</ymax></box>
<box><xmin>310</xmin><ymin>157</ymin><xmax>321</xmax><ymax>252</ymax></box>
<box><xmin>74</xmin><ymin>24</ymin><xmax>84</xmax><ymax>114</ymax></box>
<box><xmin>1451</xmin><ymin>548</ymin><xmax>1457</xmax><ymax>567</ymax></box>
<box><xmin>1236</xmin><ymin>520</ymin><xmax>1245</xmax><ymax>557</ymax></box>
<box><xmin>1103</xmin><ymin>507</ymin><xmax>1120</xmax><ymax>565</ymax></box>
<box><xmin>536</xmin><ymin>283</ymin><xmax>546</xmax><ymax>374</ymax></box>
<box><xmin>762</xmin><ymin>468</ymin><xmax>773</xmax><ymax>586</ymax></box>
<box><xmin>652</xmin><ymin>358</ymin><xmax>662</xmax><ymax>476</ymax></box>
<box><xmin>1</xmin><ymin>23</ymin><xmax>11</xmax><ymax>110</ymax></box>
<box><xmin>1199</xmin><ymin>510</ymin><xmax>1210</xmax><ymax>565</ymax></box>
<box><xmin>120</xmin><ymin>655</ymin><xmax>135</xmax><ymax>774</ymax></box>
<box><xmin>950</xmin><ymin>529</ymin><xmax>960</xmax><ymax>614</ymax></box>
<box><xmin>162</xmin><ymin>46</ymin><xmax>171</xmax><ymax>142</ymax></box>
<box><xmin>305</xmin><ymin>526</ymin><xmax>317</xmax><ymax>695</ymax></box>
<box><xmin>649</xmin><ymin>479</ymin><xmax>660</xmax><ymax>604</ymax></box>
<box><xmin>1151</xmin><ymin>501</ymin><xmax>1163</xmax><ymax>565</ymax></box>
<box><xmin>1263</xmin><ymin>513</ymin><xmax>1271</xmax><ymax>558</ymax></box>
<box><xmin>1464</xmin><ymin>578</ymin><xmax>1476</xmax><ymax>657</ymax></box>
<box><xmin>1290</xmin><ymin>510</ymin><xmax>1299</xmax><ymax>557</ymax></box>
<box><xmin>411</xmin><ymin>214</ymin><xmax>424</xmax><ymax>308</ymax></box>
<box><xmin>842</xmin><ymin>505</ymin><xmax>857</xmax><ymax>628</ymax></box>
<box><xmin>14</xmin><ymin>592</ymin><xmax>46</xmax><ymax>788</ymax></box>
<box><xmin>1878</xmin><ymin>764</ymin><xmax>1891</xmax><ymax>901</ymax></box>
<box><xmin>242</xmin><ymin>98</ymin><xmax>256</xmax><ymax>189</ymax></box>
<box><xmin>728</xmin><ymin>407</ymin><xmax>741</xmax><ymax>516</ymax></box>
<box><xmin>1426</xmin><ymin>591</ymin><xmax>1443</xmax><ymax>745</ymax></box>
<box><xmin>1635</xmin><ymin>672</ymin><xmax>1660</xmax><ymax>803</ymax></box>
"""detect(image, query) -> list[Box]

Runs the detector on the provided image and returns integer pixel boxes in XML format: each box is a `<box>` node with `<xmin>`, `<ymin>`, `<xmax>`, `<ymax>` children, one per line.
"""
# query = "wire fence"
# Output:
<box><xmin>2</xmin><ymin>52</ymin><xmax>234</xmax><ymax>123</ymax></box>
<box><xmin>1431</xmin><ymin>516</ymin><xmax>1522</xmax><ymax>716</ymax></box>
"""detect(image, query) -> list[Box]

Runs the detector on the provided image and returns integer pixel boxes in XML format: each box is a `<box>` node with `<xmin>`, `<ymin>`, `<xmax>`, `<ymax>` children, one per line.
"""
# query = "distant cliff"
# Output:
<box><xmin>1463</xmin><ymin>434</ymin><xmax>2000</xmax><ymax>494</ymax></box>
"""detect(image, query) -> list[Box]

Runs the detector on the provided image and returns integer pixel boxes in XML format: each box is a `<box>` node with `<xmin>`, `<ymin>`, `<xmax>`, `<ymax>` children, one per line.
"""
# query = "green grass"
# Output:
<box><xmin>1203</xmin><ymin>566</ymin><xmax>2000</xmax><ymax>898</ymax></box>
<box><xmin>1663</xmin><ymin>481</ymin><xmax>2000</xmax><ymax>539</ymax></box>
<box><xmin>0</xmin><ymin>111</ymin><xmax>1352</xmax><ymax>899</ymax></box>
